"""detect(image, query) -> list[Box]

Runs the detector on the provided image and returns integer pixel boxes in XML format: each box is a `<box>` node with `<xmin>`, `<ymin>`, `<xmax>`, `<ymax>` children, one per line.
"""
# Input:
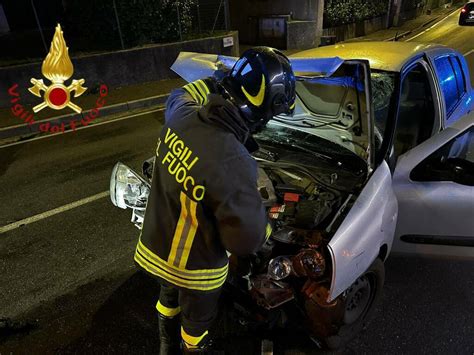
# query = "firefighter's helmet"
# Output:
<box><xmin>222</xmin><ymin>47</ymin><xmax>296</xmax><ymax>133</ymax></box>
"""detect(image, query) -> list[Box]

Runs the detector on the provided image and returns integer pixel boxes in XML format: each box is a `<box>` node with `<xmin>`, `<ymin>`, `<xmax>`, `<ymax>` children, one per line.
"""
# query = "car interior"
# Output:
<box><xmin>393</xmin><ymin>63</ymin><xmax>435</xmax><ymax>158</ymax></box>
<box><xmin>410</xmin><ymin>127</ymin><xmax>474</xmax><ymax>186</ymax></box>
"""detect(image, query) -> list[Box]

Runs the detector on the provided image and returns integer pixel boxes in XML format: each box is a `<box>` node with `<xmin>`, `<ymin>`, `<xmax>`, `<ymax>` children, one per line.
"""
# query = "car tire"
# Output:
<box><xmin>459</xmin><ymin>19</ymin><xmax>465</xmax><ymax>26</ymax></box>
<box><xmin>323</xmin><ymin>258</ymin><xmax>385</xmax><ymax>350</ymax></box>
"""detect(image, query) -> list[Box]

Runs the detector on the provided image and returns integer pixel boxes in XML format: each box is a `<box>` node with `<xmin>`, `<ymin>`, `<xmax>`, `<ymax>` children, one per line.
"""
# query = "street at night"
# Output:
<box><xmin>354</xmin><ymin>4</ymin><xmax>474</xmax><ymax>86</ymax></box>
<box><xmin>0</xmin><ymin>0</ymin><xmax>473</xmax><ymax>354</ymax></box>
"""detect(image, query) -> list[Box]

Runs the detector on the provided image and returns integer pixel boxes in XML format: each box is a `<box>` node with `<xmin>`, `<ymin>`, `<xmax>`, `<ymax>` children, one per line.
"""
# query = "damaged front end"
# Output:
<box><xmin>224</xmin><ymin>153</ymin><xmax>367</xmax><ymax>342</ymax></box>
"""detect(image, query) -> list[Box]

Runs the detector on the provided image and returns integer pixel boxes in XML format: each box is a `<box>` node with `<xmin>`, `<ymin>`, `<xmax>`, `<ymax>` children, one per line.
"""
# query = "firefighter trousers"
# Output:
<box><xmin>156</xmin><ymin>282</ymin><xmax>222</xmax><ymax>349</ymax></box>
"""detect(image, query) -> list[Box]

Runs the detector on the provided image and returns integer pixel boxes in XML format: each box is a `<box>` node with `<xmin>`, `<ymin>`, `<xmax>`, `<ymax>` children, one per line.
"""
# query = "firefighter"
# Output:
<box><xmin>134</xmin><ymin>47</ymin><xmax>296</xmax><ymax>353</ymax></box>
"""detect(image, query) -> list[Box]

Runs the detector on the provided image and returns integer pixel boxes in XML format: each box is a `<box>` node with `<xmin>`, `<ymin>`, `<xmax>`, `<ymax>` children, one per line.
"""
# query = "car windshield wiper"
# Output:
<box><xmin>257</xmin><ymin>134</ymin><xmax>340</xmax><ymax>165</ymax></box>
<box><xmin>253</xmin><ymin>146</ymin><xmax>279</xmax><ymax>162</ymax></box>
<box><xmin>272</xmin><ymin>117</ymin><xmax>343</xmax><ymax>129</ymax></box>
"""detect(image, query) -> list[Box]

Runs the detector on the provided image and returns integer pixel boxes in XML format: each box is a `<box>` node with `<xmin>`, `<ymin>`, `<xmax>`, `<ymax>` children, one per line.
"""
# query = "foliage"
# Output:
<box><xmin>324</xmin><ymin>0</ymin><xmax>390</xmax><ymax>27</ymax></box>
<box><xmin>63</xmin><ymin>0</ymin><xmax>120</xmax><ymax>51</ymax></box>
<box><xmin>117</xmin><ymin>0</ymin><xmax>196</xmax><ymax>47</ymax></box>
<box><xmin>63</xmin><ymin>0</ymin><xmax>197</xmax><ymax>51</ymax></box>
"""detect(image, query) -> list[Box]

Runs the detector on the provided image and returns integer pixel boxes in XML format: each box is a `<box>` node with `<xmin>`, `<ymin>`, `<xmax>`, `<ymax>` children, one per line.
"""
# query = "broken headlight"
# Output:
<box><xmin>267</xmin><ymin>249</ymin><xmax>326</xmax><ymax>281</ymax></box>
<box><xmin>292</xmin><ymin>249</ymin><xmax>326</xmax><ymax>279</ymax></box>
<box><xmin>110</xmin><ymin>162</ymin><xmax>150</xmax><ymax>210</ymax></box>
<box><xmin>267</xmin><ymin>256</ymin><xmax>293</xmax><ymax>280</ymax></box>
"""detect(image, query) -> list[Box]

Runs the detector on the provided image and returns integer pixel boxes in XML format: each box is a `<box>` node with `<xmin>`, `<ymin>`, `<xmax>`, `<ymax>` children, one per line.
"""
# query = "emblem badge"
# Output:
<box><xmin>29</xmin><ymin>24</ymin><xmax>87</xmax><ymax>113</ymax></box>
<box><xmin>241</xmin><ymin>74</ymin><xmax>266</xmax><ymax>107</ymax></box>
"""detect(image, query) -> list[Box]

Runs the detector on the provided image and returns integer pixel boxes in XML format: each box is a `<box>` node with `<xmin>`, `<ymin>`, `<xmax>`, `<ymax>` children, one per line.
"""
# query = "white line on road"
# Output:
<box><xmin>464</xmin><ymin>49</ymin><xmax>474</xmax><ymax>57</ymax></box>
<box><xmin>406</xmin><ymin>6</ymin><xmax>461</xmax><ymax>42</ymax></box>
<box><xmin>0</xmin><ymin>107</ymin><xmax>165</xmax><ymax>149</ymax></box>
<box><xmin>0</xmin><ymin>191</ymin><xmax>109</xmax><ymax>234</ymax></box>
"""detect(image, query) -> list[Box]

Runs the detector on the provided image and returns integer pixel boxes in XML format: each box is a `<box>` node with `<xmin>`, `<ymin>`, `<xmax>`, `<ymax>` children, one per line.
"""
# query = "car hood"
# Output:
<box><xmin>171</xmin><ymin>52</ymin><xmax>374</xmax><ymax>171</ymax></box>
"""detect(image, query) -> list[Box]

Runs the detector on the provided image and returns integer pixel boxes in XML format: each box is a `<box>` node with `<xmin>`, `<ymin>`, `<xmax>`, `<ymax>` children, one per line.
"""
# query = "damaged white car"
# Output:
<box><xmin>110</xmin><ymin>42</ymin><xmax>474</xmax><ymax>348</ymax></box>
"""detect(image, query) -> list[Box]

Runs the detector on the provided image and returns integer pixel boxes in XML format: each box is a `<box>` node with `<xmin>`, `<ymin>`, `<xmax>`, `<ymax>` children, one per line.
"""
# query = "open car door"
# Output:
<box><xmin>392</xmin><ymin>111</ymin><xmax>474</xmax><ymax>257</ymax></box>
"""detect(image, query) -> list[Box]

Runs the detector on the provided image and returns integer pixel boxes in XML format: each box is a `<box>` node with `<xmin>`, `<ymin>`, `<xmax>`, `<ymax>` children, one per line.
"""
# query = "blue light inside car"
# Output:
<box><xmin>435</xmin><ymin>56</ymin><xmax>463</xmax><ymax>116</ymax></box>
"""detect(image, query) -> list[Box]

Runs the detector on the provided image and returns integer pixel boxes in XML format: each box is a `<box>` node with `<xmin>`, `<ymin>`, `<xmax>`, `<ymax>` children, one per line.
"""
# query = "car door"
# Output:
<box><xmin>429</xmin><ymin>52</ymin><xmax>472</xmax><ymax>125</ymax></box>
<box><xmin>392</xmin><ymin>111</ymin><xmax>474</xmax><ymax>257</ymax></box>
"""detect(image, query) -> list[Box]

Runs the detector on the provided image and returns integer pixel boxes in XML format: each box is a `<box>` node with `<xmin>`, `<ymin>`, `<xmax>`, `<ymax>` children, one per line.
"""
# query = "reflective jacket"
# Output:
<box><xmin>134</xmin><ymin>79</ymin><xmax>271</xmax><ymax>293</ymax></box>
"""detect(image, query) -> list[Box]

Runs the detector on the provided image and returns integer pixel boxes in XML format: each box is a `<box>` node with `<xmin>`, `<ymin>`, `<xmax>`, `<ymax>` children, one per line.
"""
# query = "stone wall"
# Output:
<box><xmin>0</xmin><ymin>31</ymin><xmax>239</xmax><ymax>107</ymax></box>
<box><xmin>287</xmin><ymin>21</ymin><xmax>322</xmax><ymax>50</ymax></box>
<box><xmin>229</xmin><ymin>0</ymin><xmax>324</xmax><ymax>48</ymax></box>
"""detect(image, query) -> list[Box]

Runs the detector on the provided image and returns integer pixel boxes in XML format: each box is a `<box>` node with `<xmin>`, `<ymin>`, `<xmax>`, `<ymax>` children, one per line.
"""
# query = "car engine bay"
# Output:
<box><xmin>228</xmin><ymin>161</ymin><xmax>355</xmax><ymax>308</ymax></box>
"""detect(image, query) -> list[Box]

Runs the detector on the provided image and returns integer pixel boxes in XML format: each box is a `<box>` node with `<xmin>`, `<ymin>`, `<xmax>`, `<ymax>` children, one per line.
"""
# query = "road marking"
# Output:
<box><xmin>406</xmin><ymin>6</ymin><xmax>462</xmax><ymax>42</ymax></box>
<box><xmin>0</xmin><ymin>191</ymin><xmax>109</xmax><ymax>235</ymax></box>
<box><xmin>0</xmin><ymin>107</ymin><xmax>165</xmax><ymax>149</ymax></box>
<box><xmin>464</xmin><ymin>49</ymin><xmax>474</xmax><ymax>57</ymax></box>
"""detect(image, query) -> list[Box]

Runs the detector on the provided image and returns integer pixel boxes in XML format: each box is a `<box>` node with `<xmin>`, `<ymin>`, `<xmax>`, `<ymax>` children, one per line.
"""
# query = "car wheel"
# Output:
<box><xmin>323</xmin><ymin>258</ymin><xmax>385</xmax><ymax>350</ymax></box>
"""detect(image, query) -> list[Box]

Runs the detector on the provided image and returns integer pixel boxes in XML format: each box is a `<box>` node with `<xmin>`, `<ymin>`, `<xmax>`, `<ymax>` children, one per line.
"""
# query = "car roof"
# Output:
<box><xmin>291</xmin><ymin>41</ymin><xmax>446</xmax><ymax>72</ymax></box>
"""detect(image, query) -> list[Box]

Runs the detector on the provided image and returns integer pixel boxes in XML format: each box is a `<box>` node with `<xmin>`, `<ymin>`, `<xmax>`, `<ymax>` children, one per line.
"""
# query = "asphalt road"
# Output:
<box><xmin>0</xmin><ymin>109</ymin><xmax>164</xmax><ymax>319</ymax></box>
<box><xmin>404</xmin><ymin>5</ymin><xmax>474</xmax><ymax>86</ymax></box>
<box><xmin>1</xmin><ymin>113</ymin><xmax>473</xmax><ymax>354</ymax></box>
<box><xmin>1</xmin><ymin>14</ymin><xmax>474</xmax><ymax>355</ymax></box>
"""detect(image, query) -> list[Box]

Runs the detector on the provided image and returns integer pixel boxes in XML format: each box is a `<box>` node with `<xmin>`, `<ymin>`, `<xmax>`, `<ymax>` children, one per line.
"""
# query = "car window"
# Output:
<box><xmin>393</xmin><ymin>63</ymin><xmax>435</xmax><ymax>158</ymax></box>
<box><xmin>466</xmin><ymin>3</ymin><xmax>474</xmax><ymax>10</ymax></box>
<box><xmin>450</xmin><ymin>56</ymin><xmax>466</xmax><ymax>98</ymax></box>
<box><xmin>410</xmin><ymin>126</ymin><xmax>474</xmax><ymax>186</ymax></box>
<box><xmin>434</xmin><ymin>56</ymin><xmax>464</xmax><ymax>117</ymax></box>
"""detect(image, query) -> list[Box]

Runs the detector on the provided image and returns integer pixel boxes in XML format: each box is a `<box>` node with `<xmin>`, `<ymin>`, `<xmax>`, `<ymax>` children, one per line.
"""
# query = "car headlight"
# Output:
<box><xmin>267</xmin><ymin>256</ymin><xmax>293</xmax><ymax>280</ymax></box>
<box><xmin>110</xmin><ymin>162</ymin><xmax>150</xmax><ymax>210</ymax></box>
<box><xmin>292</xmin><ymin>249</ymin><xmax>326</xmax><ymax>279</ymax></box>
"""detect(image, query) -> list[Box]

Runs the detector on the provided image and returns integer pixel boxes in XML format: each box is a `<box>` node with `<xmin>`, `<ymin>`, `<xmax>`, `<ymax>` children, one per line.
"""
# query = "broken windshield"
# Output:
<box><xmin>371</xmin><ymin>71</ymin><xmax>396</xmax><ymax>144</ymax></box>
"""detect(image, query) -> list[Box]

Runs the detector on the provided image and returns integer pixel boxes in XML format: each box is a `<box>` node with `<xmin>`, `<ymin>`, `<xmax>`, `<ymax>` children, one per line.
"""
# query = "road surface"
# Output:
<box><xmin>404</xmin><ymin>5</ymin><xmax>474</xmax><ymax>86</ymax></box>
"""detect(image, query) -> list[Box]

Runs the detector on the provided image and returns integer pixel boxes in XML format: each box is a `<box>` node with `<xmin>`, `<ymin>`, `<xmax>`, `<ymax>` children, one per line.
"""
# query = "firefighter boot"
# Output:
<box><xmin>181</xmin><ymin>339</ymin><xmax>213</xmax><ymax>354</ymax></box>
<box><xmin>181</xmin><ymin>329</ymin><xmax>214</xmax><ymax>354</ymax></box>
<box><xmin>158</xmin><ymin>315</ymin><xmax>180</xmax><ymax>355</ymax></box>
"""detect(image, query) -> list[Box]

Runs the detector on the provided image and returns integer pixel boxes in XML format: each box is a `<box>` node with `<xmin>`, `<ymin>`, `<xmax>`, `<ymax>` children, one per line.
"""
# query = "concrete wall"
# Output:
<box><xmin>287</xmin><ymin>20</ymin><xmax>321</xmax><ymax>50</ymax></box>
<box><xmin>229</xmin><ymin>0</ymin><xmax>324</xmax><ymax>49</ymax></box>
<box><xmin>395</xmin><ymin>5</ymin><xmax>424</xmax><ymax>26</ymax></box>
<box><xmin>322</xmin><ymin>15</ymin><xmax>388</xmax><ymax>43</ymax></box>
<box><xmin>426</xmin><ymin>0</ymin><xmax>442</xmax><ymax>10</ymax></box>
<box><xmin>0</xmin><ymin>31</ymin><xmax>239</xmax><ymax>107</ymax></box>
